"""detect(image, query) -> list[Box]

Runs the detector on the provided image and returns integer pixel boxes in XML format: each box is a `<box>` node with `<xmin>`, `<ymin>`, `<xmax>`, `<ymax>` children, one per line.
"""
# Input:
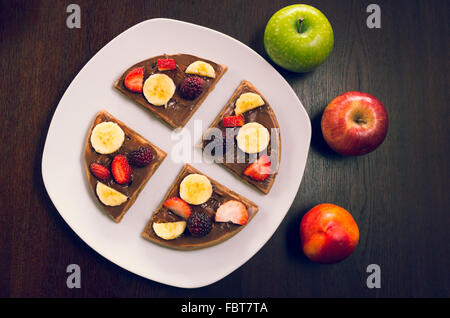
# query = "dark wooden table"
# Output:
<box><xmin>1</xmin><ymin>0</ymin><xmax>449</xmax><ymax>298</ymax></box>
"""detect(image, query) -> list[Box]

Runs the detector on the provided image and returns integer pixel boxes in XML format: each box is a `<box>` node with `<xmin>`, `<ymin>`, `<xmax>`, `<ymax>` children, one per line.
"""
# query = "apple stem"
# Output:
<box><xmin>298</xmin><ymin>18</ymin><xmax>304</xmax><ymax>33</ymax></box>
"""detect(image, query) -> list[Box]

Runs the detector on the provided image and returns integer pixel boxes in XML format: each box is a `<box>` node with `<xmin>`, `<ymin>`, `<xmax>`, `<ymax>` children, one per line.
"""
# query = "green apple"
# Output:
<box><xmin>264</xmin><ymin>4</ymin><xmax>334</xmax><ymax>72</ymax></box>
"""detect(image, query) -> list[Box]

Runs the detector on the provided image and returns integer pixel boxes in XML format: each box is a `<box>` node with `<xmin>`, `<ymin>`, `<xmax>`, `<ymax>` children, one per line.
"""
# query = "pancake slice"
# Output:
<box><xmin>85</xmin><ymin>110</ymin><xmax>167</xmax><ymax>222</ymax></box>
<box><xmin>114</xmin><ymin>54</ymin><xmax>228</xmax><ymax>129</ymax></box>
<box><xmin>142</xmin><ymin>164</ymin><xmax>258</xmax><ymax>250</ymax></box>
<box><xmin>202</xmin><ymin>80</ymin><xmax>281</xmax><ymax>194</ymax></box>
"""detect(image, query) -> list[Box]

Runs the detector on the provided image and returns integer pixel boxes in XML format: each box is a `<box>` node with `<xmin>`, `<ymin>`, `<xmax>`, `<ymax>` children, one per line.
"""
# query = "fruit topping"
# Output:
<box><xmin>163</xmin><ymin>197</ymin><xmax>192</xmax><ymax>219</ymax></box>
<box><xmin>187</xmin><ymin>211</ymin><xmax>213</xmax><ymax>237</ymax></box>
<box><xmin>223</xmin><ymin>128</ymin><xmax>239</xmax><ymax>150</ymax></box>
<box><xmin>179</xmin><ymin>76</ymin><xmax>204</xmax><ymax>100</ymax></box>
<box><xmin>179</xmin><ymin>174</ymin><xmax>212</xmax><ymax>205</ymax></box>
<box><xmin>111</xmin><ymin>154</ymin><xmax>132</xmax><ymax>185</ymax></box>
<box><xmin>143</xmin><ymin>73</ymin><xmax>176</xmax><ymax>106</ymax></box>
<box><xmin>89</xmin><ymin>163</ymin><xmax>110</xmax><ymax>181</ymax></box>
<box><xmin>205</xmin><ymin>128</ymin><xmax>237</xmax><ymax>157</ymax></box>
<box><xmin>185</xmin><ymin>60</ymin><xmax>216</xmax><ymax>78</ymax></box>
<box><xmin>96</xmin><ymin>182</ymin><xmax>128</xmax><ymax>207</ymax></box>
<box><xmin>205</xmin><ymin>132</ymin><xmax>223</xmax><ymax>157</ymax></box>
<box><xmin>124</xmin><ymin>67</ymin><xmax>144</xmax><ymax>93</ymax></box>
<box><xmin>157</xmin><ymin>58</ymin><xmax>176</xmax><ymax>71</ymax></box>
<box><xmin>152</xmin><ymin>221</ymin><xmax>186</xmax><ymax>240</ymax></box>
<box><xmin>235</xmin><ymin>92</ymin><xmax>265</xmax><ymax>115</ymax></box>
<box><xmin>236</xmin><ymin>122</ymin><xmax>270</xmax><ymax>154</ymax></box>
<box><xmin>215</xmin><ymin>200</ymin><xmax>248</xmax><ymax>225</ymax></box>
<box><xmin>90</xmin><ymin>121</ymin><xmax>125</xmax><ymax>155</ymax></box>
<box><xmin>222</xmin><ymin>115</ymin><xmax>244</xmax><ymax>127</ymax></box>
<box><xmin>128</xmin><ymin>146</ymin><xmax>153</xmax><ymax>167</ymax></box>
<box><xmin>243</xmin><ymin>154</ymin><xmax>272</xmax><ymax>181</ymax></box>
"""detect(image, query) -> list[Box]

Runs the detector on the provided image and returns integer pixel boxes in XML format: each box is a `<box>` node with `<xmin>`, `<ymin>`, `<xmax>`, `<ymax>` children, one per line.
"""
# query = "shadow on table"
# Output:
<box><xmin>284</xmin><ymin>208</ymin><xmax>317</xmax><ymax>266</ymax></box>
<box><xmin>309</xmin><ymin>108</ymin><xmax>347</xmax><ymax>160</ymax></box>
<box><xmin>249</xmin><ymin>23</ymin><xmax>313</xmax><ymax>84</ymax></box>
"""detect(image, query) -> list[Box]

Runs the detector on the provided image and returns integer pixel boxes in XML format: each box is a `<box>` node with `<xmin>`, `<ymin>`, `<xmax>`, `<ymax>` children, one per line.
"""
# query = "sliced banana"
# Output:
<box><xmin>143</xmin><ymin>73</ymin><xmax>176</xmax><ymax>106</ymax></box>
<box><xmin>185</xmin><ymin>61</ymin><xmax>216</xmax><ymax>78</ymax></box>
<box><xmin>235</xmin><ymin>92</ymin><xmax>265</xmax><ymax>115</ymax></box>
<box><xmin>90</xmin><ymin>121</ymin><xmax>125</xmax><ymax>154</ymax></box>
<box><xmin>96</xmin><ymin>182</ymin><xmax>128</xmax><ymax>206</ymax></box>
<box><xmin>236</xmin><ymin>122</ymin><xmax>270</xmax><ymax>154</ymax></box>
<box><xmin>152</xmin><ymin>221</ymin><xmax>186</xmax><ymax>240</ymax></box>
<box><xmin>179</xmin><ymin>174</ymin><xmax>212</xmax><ymax>205</ymax></box>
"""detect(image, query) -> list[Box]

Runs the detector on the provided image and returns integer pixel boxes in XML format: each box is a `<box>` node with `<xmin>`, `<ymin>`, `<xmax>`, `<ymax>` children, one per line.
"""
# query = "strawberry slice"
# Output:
<box><xmin>243</xmin><ymin>154</ymin><xmax>271</xmax><ymax>181</ymax></box>
<box><xmin>215</xmin><ymin>200</ymin><xmax>248</xmax><ymax>225</ymax></box>
<box><xmin>222</xmin><ymin>115</ymin><xmax>244</xmax><ymax>127</ymax></box>
<box><xmin>157</xmin><ymin>59</ymin><xmax>176</xmax><ymax>71</ymax></box>
<box><xmin>111</xmin><ymin>154</ymin><xmax>132</xmax><ymax>185</ymax></box>
<box><xmin>124</xmin><ymin>67</ymin><xmax>144</xmax><ymax>93</ymax></box>
<box><xmin>163</xmin><ymin>197</ymin><xmax>191</xmax><ymax>219</ymax></box>
<box><xmin>90</xmin><ymin>162</ymin><xmax>110</xmax><ymax>181</ymax></box>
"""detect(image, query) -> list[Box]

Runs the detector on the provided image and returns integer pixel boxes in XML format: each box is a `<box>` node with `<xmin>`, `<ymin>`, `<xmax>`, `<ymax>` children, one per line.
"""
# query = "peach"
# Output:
<box><xmin>300</xmin><ymin>203</ymin><xmax>359</xmax><ymax>264</ymax></box>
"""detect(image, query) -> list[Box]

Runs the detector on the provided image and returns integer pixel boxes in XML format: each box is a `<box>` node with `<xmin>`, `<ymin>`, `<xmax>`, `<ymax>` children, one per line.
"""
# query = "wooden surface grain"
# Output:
<box><xmin>0</xmin><ymin>0</ymin><xmax>449</xmax><ymax>297</ymax></box>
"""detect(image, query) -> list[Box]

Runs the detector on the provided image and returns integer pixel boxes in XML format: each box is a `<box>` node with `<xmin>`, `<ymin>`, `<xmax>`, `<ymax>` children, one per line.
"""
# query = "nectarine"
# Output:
<box><xmin>300</xmin><ymin>203</ymin><xmax>359</xmax><ymax>264</ymax></box>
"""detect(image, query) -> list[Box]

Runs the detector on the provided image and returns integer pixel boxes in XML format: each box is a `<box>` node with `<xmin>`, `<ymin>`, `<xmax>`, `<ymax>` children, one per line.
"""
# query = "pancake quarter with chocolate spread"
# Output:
<box><xmin>142</xmin><ymin>164</ymin><xmax>258</xmax><ymax>250</ymax></box>
<box><xmin>85</xmin><ymin>110</ymin><xmax>167</xmax><ymax>222</ymax></box>
<box><xmin>114</xmin><ymin>54</ymin><xmax>228</xmax><ymax>129</ymax></box>
<box><xmin>202</xmin><ymin>80</ymin><xmax>281</xmax><ymax>194</ymax></box>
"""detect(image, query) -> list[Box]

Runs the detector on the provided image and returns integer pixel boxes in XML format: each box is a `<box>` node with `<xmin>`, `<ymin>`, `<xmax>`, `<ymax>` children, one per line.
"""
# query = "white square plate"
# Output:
<box><xmin>42</xmin><ymin>18</ymin><xmax>311</xmax><ymax>288</ymax></box>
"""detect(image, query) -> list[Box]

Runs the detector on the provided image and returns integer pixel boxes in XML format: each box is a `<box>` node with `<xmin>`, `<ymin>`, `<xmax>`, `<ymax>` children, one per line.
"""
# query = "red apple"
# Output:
<box><xmin>300</xmin><ymin>203</ymin><xmax>359</xmax><ymax>264</ymax></box>
<box><xmin>321</xmin><ymin>92</ymin><xmax>388</xmax><ymax>156</ymax></box>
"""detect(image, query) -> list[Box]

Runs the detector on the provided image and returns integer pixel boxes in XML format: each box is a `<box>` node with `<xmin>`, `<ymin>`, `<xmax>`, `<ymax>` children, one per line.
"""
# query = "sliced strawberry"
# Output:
<box><xmin>163</xmin><ymin>197</ymin><xmax>191</xmax><ymax>219</ymax></box>
<box><xmin>124</xmin><ymin>67</ymin><xmax>144</xmax><ymax>93</ymax></box>
<box><xmin>111</xmin><ymin>154</ymin><xmax>132</xmax><ymax>185</ymax></box>
<box><xmin>157</xmin><ymin>59</ymin><xmax>176</xmax><ymax>71</ymax></box>
<box><xmin>215</xmin><ymin>200</ymin><xmax>248</xmax><ymax>225</ymax></box>
<box><xmin>243</xmin><ymin>154</ymin><xmax>271</xmax><ymax>181</ymax></box>
<box><xmin>222</xmin><ymin>115</ymin><xmax>244</xmax><ymax>127</ymax></box>
<box><xmin>90</xmin><ymin>163</ymin><xmax>110</xmax><ymax>181</ymax></box>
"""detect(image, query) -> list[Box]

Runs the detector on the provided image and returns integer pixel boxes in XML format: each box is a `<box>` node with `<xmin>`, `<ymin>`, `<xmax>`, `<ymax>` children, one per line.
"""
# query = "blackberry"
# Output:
<box><xmin>205</xmin><ymin>128</ymin><xmax>237</xmax><ymax>157</ymax></box>
<box><xmin>128</xmin><ymin>147</ymin><xmax>153</xmax><ymax>167</ymax></box>
<box><xmin>223</xmin><ymin>127</ymin><xmax>238</xmax><ymax>153</ymax></box>
<box><xmin>179</xmin><ymin>76</ymin><xmax>204</xmax><ymax>100</ymax></box>
<box><xmin>187</xmin><ymin>211</ymin><xmax>212</xmax><ymax>237</ymax></box>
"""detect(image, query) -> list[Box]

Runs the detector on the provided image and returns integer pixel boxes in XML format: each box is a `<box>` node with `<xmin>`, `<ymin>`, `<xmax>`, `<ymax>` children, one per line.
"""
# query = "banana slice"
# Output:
<box><xmin>96</xmin><ymin>182</ymin><xmax>128</xmax><ymax>206</ymax></box>
<box><xmin>143</xmin><ymin>73</ymin><xmax>176</xmax><ymax>106</ymax></box>
<box><xmin>152</xmin><ymin>221</ymin><xmax>186</xmax><ymax>240</ymax></box>
<box><xmin>179</xmin><ymin>174</ymin><xmax>212</xmax><ymax>205</ymax></box>
<box><xmin>185</xmin><ymin>61</ymin><xmax>216</xmax><ymax>78</ymax></box>
<box><xmin>236</xmin><ymin>122</ymin><xmax>270</xmax><ymax>154</ymax></box>
<box><xmin>90</xmin><ymin>122</ymin><xmax>125</xmax><ymax>154</ymax></box>
<box><xmin>235</xmin><ymin>92</ymin><xmax>265</xmax><ymax>115</ymax></box>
